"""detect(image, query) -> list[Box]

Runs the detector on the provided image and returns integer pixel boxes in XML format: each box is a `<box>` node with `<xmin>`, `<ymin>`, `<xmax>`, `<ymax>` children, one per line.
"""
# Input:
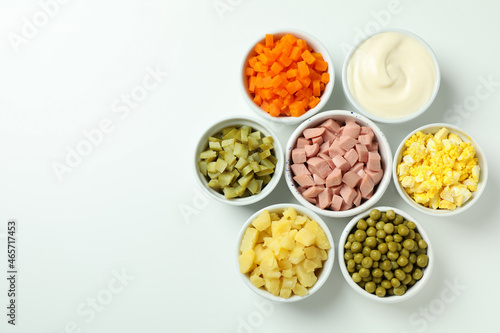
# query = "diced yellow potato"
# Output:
<box><xmin>238</xmin><ymin>249</ymin><xmax>255</xmax><ymax>274</ymax></box>
<box><xmin>264</xmin><ymin>238</ymin><xmax>281</xmax><ymax>255</ymax></box>
<box><xmin>264</xmin><ymin>278</ymin><xmax>280</xmax><ymax>296</ymax></box>
<box><xmin>282</xmin><ymin>276</ymin><xmax>297</xmax><ymax>290</ymax></box>
<box><xmin>256</xmin><ymin>230</ymin><xmax>270</xmax><ymax>244</ymax></box>
<box><xmin>318</xmin><ymin>248</ymin><xmax>328</xmax><ymax>261</ymax></box>
<box><xmin>279</xmin><ymin>288</ymin><xmax>292</xmax><ymax>299</ymax></box>
<box><xmin>289</xmin><ymin>245</ymin><xmax>305</xmax><ymax>265</ymax></box>
<box><xmin>264</xmin><ymin>269</ymin><xmax>281</xmax><ymax>279</ymax></box>
<box><xmin>282</xmin><ymin>268</ymin><xmax>295</xmax><ymax>278</ymax></box>
<box><xmin>291</xmin><ymin>215</ymin><xmax>307</xmax><ymax>229</ymax></box>
<box><xmin>310</xmin><ymin>254</ymin><xmax>323</xmax><ymax>269</ymax></box>
<box><xmin>251</xmin><ymin>209</ymin><xmax>271</xmax><ymax>231</ymax></box>
<box><xmin>304</xmin><ymin>246</ymin><xmax>317</xmax><ymax>259</ymax></box>
<box><xmin>251</xmin><ymin>266</ymin><xmax>262</xmax><ymax>278</ymax></box>
<box><xmin>282</xmin><ymin>206</ymin><xmax>298</xmax><ymax>220</ymax></box>
<box><xmin>240</xmin><ymin>227</ymin><xmax>258</xmax><ymax>252</ymax></box>
<box><xmin>276</xmin><ymin>248</ymin><xmax>290</xmax><ymax>261</ymax></box>
<box><xmin>280</xmin><ymin>235</ymin><xmax>295</xmax><ymax>251</ymax></box>
<box><xmin>294</xmin><ymin>228</ymin><xmax>316</xmax><ymax>247</ymax></box>
<box><xmin>272</xmin><ymin>219</ymin><xmax>291</xmax><ymax>236</ymax></box>
<box><xmin>253</xmin><ymin>244</ymin><xmax>265</xmax><ymax>264</ymax></box>
<box><xmin>278</xmin><ymin>259</ymin><xmax>292</xmax><ymax>270</ymax></box>
<box><xmin>250</xmin><ymin>275</ymin><xmax>265</xmax><ymax>288</ymax></box>
<box><xmin>303</xmin><ymin>259</ymin><xmax>318</xmax><ymax>273</ymax></box>
<box><xmin>270</xmin><ymin>212</ymin><xmax>280</xmax><ymax>221</ymax></box>
<box><xmin>292</xmin><ymin>283</ymin><xmax>309</xmax><ymax>296</ymax></box>
<box><xmin>295</xmin><ymin>261</ymin><xmax>318</xmax><ymax>287</ymax></box>
<box><xmin>304</xmin><ymin>220</ymin><xmax>330</xmax><ymax>250</ymax></box>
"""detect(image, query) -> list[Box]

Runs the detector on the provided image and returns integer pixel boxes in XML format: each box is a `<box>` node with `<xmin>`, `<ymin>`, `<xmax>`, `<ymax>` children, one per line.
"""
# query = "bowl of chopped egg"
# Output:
<box><xmin>393</xmin><ymin>123</ymin><xmax>487</xmax><ymax>216</ymax></box>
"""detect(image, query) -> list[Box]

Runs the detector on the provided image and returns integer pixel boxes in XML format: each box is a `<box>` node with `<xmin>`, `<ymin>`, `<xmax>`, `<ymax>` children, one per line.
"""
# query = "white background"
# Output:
<box><xmin>1</xmin><ymin>0</ymin><xmax>500</xmax><ymax>332</ymax></box>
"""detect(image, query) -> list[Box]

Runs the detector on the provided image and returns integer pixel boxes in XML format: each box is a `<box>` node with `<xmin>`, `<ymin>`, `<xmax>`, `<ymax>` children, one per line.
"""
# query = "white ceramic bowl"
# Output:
<box><xmin>193</xmin><ymin>115</ymin><xmax>284</xmax><ymax>206</ymax></box>
<box><xmin>240</xmin><ymin>29</ymin><xmax>334</xmax><ymax>125</ymax></box>
<box><xmin>338</xmin><ymin>206</ymin><xmax>434</xmax><ymax>303</ymax></box>
<box><xmin>393</xmin><ymin>123</ymin><xmax>488</xmax><ymax>216</ymax></box>
<box><xmin>342</xmin><ymin>28</ymin><xmax>440</xmax><ymax>123</ymax></box>
<box><xmin>285</xmin><ymin>110</ymin><xmax>392</xmax><ymax>218</ymax></box>
<box><xmin>236</xmin><ymin>203</ymin><xmax>335</xmax><ymax>302</ymax></box>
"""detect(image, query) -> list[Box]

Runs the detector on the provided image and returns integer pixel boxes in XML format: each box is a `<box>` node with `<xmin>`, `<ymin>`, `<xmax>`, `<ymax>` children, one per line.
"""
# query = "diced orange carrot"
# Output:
<box><xmin>270</xmin><ymin>62</ymin><xmax>284</xmax><ymax>75</ymax></box>
<box><xmin>289</xmin><ymin>101</ymin><xmax>306</xmax><ymax>117</ymax></box>
<box><xmin>254</xmin><ymin>43</ymin><xmax>265</xmax><ymax>54</ymax></box>
<box><xmin>262</xmin><ymin>76</ymin><xmax>273</xmax><ymax>89</ymax></box>
<box><xmin>258</xmin><ymin>53</ymin><xmax>274</xmax><ymax>66</ymax></box>
<box><xmin>245</xmin><ymin>67</ymin><xmax>255</xmax><ymax>76</ymax></box>
<box><xmin>299</xmin><ymin>76</ymin><xmax>311</xmax><ymax>88</ymax></box>
<box><xmin>276</xmin><ymin>88</ymin><xmax>288</xmax><ymax>98</ymax></box>
<box><xmin>265</xmin><ymin>34</ymin><xmax>274</xmax><ymax>47</ymax></box>
<box><xmin>271</xmin><ymin>75</ymin><xmax>283</xmax><ymax>88</ymax></box>
<box><xmin>255</xmin><ymin>76</ymin><xmax>264</xmax><ymax>89</ymax></box>
<box><xmin>253</xmin><ymin>94</ymin><xmax>262</xmax><ymax>106</ymax></box>
<box><xmin>248</xmin><ymin>76</ymin><xmax>256</xmax><ymax>92</ymax></box>
<box><xmin>321</xmin><ymin>72</ymin><xmax>330</xmax><ymax>84</ymax></box>
<box><xmin>272</xmin><ymin>98</ymin><xmax>283</xmax><ymax>109</ymax></box>
<box><xmin>308</xmin><ymin>68</ymin><xmax>321</xmax><ymax>80</ymax></box>
<box><xmin>297</xmin><ymin>61</ymin><xmax>310</xmax><ymax>78</ymax></box>
<box><xmin>253</xmin><ymin>62</ymin><xmax>267</xmax><ymax>72</ymax></box>
<box><xmin>261</xmin><ymin>101</ymin><xmax>270</xmax><ymax>112</ymax></box>
<box><xmin>296</xmin><ymin>39</ymin><xmax>308</xmax><ymax>50</ymax></box>
<box><xmin>260</xmin><ymin>88</ymin><xmax>274</xmax><ymax>100</ymax></box>
<box><xmin>320</xmin><ymin>82</ymin><xmax>325</xmax><ymax>91</ymax></box>
<box><xmin>312</xmin><ymin>53</ymin><xmax>323</xmax><ymax>61</ymax></box>
<box><xmin>286</xmin><ymin>68</ymin><xmax>298</xmax><ymax>79</ymax></box>
<box><xmin>290</xmin><ymin>46</ymin><xmax>301</xmax><ymax>61</ymax></box>
<box><xmin>278</xmin><ymin>53</ymin><xmax>293</xmax><ymax>67</ymax></box>
<box><xmin>285</xmin><ymin>80</ymin><xmax>302</xmax><ymax>95</ymax></box>
<box><xmin>314</xmin><ymin>60</ymin><xmax>328</xmax><ymax>72</ymax></box>
<box><xmin>269</xmin><ymin>102</ymin><xmax>280</xmax><ymax>117</ymax></box>
<box><xmin>281</xmin><ymin>34</ymin><xmax>297</xmax><ymax>45</ymax></box>
<box><xmin>313</xmin><ymin>80</ymin><xmax>321</xmax><ymax>97</ymax></box>
<box><xmin>301</xmin><ymin>50</ymin><xmax>316</xmax><ymax>65</ymax></box>
<box><xmin>309</xmin><ymin>96</ymin><xmax>320</xmax><ymax>108</ymax></box>
<box><xmin>248</xmin><ymin>57</ymin><xmax>258</xmax><ymax>68</ymax></box>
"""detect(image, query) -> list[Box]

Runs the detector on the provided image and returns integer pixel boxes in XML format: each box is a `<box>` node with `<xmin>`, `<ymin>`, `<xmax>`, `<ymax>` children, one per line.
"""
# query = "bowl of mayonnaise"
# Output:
<box><xmin>342</xmin><ymin>29</ymin><xmax>440</xmax><ymax>123</ymax></box>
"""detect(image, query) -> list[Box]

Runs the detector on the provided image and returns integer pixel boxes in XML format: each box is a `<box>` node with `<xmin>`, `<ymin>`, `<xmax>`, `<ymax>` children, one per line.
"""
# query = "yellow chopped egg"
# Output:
<box><xmin>397</xmin><ymin>127</ymin><xmax>479</xmax><ymax>210</ymax></box>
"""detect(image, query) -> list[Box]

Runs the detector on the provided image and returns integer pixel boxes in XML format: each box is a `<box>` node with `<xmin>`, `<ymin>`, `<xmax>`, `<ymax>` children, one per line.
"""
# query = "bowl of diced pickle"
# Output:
<box><xmin>194</xmin><ymin>115</ymin><xmax>284</xmax><ymax>206</ymax></box>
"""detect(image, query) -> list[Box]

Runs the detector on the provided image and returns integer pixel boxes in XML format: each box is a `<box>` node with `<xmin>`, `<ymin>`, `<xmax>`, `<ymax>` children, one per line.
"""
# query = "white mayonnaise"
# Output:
<box><xmin>347</xmin><ymin>31</ymin><xmax>437</xmax><ymax>119</ymax></box>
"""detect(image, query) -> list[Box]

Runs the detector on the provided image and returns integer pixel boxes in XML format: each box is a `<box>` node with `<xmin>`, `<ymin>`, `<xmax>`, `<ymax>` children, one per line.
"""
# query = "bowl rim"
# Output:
<box><xmin>236</xmin><ymin>203</ymin><xmax>335</xmax><ymax>303</ymax></box>
<box><xmin>240</xmin><ymin>28</ymin><xmax>335</xmax><ymax>125</ymax></box>
<box><xmin>393</xmin><ymin>122</ymin><xmax>488</xmax><ymax>216</ymax></box>
<box><xmin>341</xmin><ymin>28</ymin><xmax>441</xmax><ymax>124</ymax></box>
<box><xmin>193</xmin><ymin>115</ymin><xmax>284</xmax><ymax>206</ymax></box>
<box><xmin>285</xmin><ymin>110</ymin><xmax>393</xmax><ymax>218</ymax></box>
<box><xmin>338</xmin><ymin>206</ymin><xmax>434</xmax><ymax>303</ymax></box>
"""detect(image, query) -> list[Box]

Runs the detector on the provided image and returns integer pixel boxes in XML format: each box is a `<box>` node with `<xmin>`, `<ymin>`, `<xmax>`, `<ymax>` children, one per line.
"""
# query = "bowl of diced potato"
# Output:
<box><xmin>237</xmin><ymin>203</ymin><xmax>335</xmax><ymax>302</ymax></box>
<box><xmin>194</xmin><ymin>115</ymin><xmax>284</xmax><ymax>206</ymax></box>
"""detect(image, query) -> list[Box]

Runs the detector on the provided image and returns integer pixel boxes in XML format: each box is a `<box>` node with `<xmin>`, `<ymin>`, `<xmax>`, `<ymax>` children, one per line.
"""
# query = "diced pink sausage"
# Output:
<box><xmin>342</xmin><ymin>171</ymin><xmax>362</xmax><ymax>188</ymax></box>
<box><xmin>293</xmin><ymin>174</ymin><xmax>315</xmax><ymax>187</ymax></box>
<box><xmin>340</xmin><ymin>184</ymin><xmax>357</xmax><ymax>206</ymax></box>
<box><xmin>307</xmin><ymin>157</ymin><xmax>332</xmax><ymax>179</ymax></box>
<box><xmin>351</xmin><ymin>162</ymin><xmax>364</xmax><ymax>173</ymax></box>
<box><xmin>296</xmin><ymin>137</ymin><xmax>311</xmax><ymax>148</ymax></box>
<box><xmin>328</xmin><ymin>140</ymin><xmax>346</xmax><ymax>158</ymax></box>
<box><xmin>317</xmin><ymin>188</ymin><xmax>332</xmax><ymax>209</ymax></box>
<box><xmin>365</xmin><ymin>168</ymin><xmax>383</xmax><ymax>184</ymax></box>
<box><xmin>303</xmin><ymin>195</ymin><xmax>317</xmax><ymax>204</ymax></box>
<box><xmin>340</xmin><ymin>201</ymin><xmax>353</xmax><ymax>211</ymax></box>
<box><xmin>318</xmin><ymin>153</ymin><xmax>335</xmax><ymax>169</ymax></box>
<box><xmin>362</xmin><ymin>189</ymin><xmax>373</xmax><ymax>199</ymax></box>
<box><xmin>368</xmin><ymin>141</ymin><xmax>379</xmax><ymax>152</ymax></box>
<box><xmin>331</xmin><ymin>155</ymin><xmax>350</xmax><ymax>173</ymax></box>
<box><xmin>326</xmin><ymin>168</ymin><xmax>342</xmax><ymax>187</ymax></box>
<box><xmin>313</xmin><ymin>174</ymin><xmax>326</xmax><ymax>185</ymax></box>
<box><xmin>356</xmin><ymin>144</ymin><xmax>369</xmax><ymax>163</ymax></box>
<box><xmin>303</xmin><ymin>127</ymin><xmax>325</xmax><ymax>139</ymax></box>
<box><xmin>305</xmin><ymin>143</ymin><xmax>320</xmax><ymax>157</ymax></box>
<box><xmin>322</xmin><ymin>129</ymin><xmax>336</xmax><ymax>144</ymax></box>
<box><xmin>338</xmin><ymin>135</ymin><xmax>357</xmax><ymax>151</ymax></box>
<box><xmin>290</xmin><ymin>163</ymin><xmax>310</xmax><ymax>177</ymax></box>
<box><xmin>329</xmin><ymin>185</ymin><xmax>343</xmax><ymax>195</ymax></box>
<box><xmin>318</xmin><ymin>141</ymin><xmax>331</xmax><ymax>154</ymax></box>
<box><xmin>353</xmin><ymin>190</ymin><xmax>362</xmax><ymax>207</ymax></box>
<box><xmin>357</xmin><ymin>168</ymin><xmax>367</xmax><ymax>179</ymax></box>
<box><xmin>343</xmin><ymin>122</ymin><xmax>361</xmax><ymax>139</ymax></box>
<box><xmin>358</xmin><ymin>134</ymin><xmax>372</xmax><ymax>147</ymax></box>
<box><xmin>360</xmin><ymin>126</ymin><xmax>373</xmax><ymax>135</ymax></box>
<box><xmin>311</xmin><ymin>136</ymin><xmax>324</xmax><ymax>146</ymax></box>
<box><xmin>367</xmin><ymin>151</ymin><xmax>381</xmax><ymax>171</ymax></box>
<box><xmin>292</xmin><ymin>148</ymin><xmax>307</xmax><ymax>164</ymax></box>
<box><xmin>344</xmin><ymin>148</ymin><xmax>359</xmax><ymax>167</ymax></box>
<box><xmin>320</xmin><ymin>119</ymin><xmax>341</xmax><ymax>133</ymax></box>
<box><xmin>330</xmin><ymin>194</ymin><xmax>343</xmax><ymax>211</ymax></box>
<box><xmin>360</xmin><ymin>174</ymin><xmax>375</xmax><ymax>197</ymax></box>
<box><xmin>302</xmin><ymin>186</ymin><xmax>325</xmax><ymax>198</ymax></box>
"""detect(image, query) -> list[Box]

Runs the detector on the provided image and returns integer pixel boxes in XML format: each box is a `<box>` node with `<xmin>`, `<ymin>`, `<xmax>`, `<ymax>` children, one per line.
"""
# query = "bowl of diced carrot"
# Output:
<box><xmin>241</xmin><ymin>30</ymin><xmax>334</xmax><ymax>125</ymax></box>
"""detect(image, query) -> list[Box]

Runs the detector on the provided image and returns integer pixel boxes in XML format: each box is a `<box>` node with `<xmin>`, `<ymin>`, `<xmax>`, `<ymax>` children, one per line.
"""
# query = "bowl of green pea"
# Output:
<box><xmin>338</xmin><ymin>206</ymin><xmax>433</xmax><ymax>303</ymax></box>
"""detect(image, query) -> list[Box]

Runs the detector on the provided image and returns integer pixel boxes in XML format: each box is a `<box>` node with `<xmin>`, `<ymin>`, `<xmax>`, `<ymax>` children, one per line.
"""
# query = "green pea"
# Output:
<box><xmin>363</xmin><ymin>276</ymin><xmax>372</xmax><ymax>282</ymax></box>
<box><xmin>352</xmin><ymin>272</ymin><xmax>362</xmax><ymax>283</ymax></box>
<box><xmin>400</xmin><ymin>249</ymin><xmax>410</xmax><ymax>258</ymax></box>
<box><xmin>379</xmin><ymin>214</ymin><xmax>389</xmax><ymax>222</ymax></box>
<box><xmin>369</xmin><ymin>209</ymin><xmax>381</xmax><ymax>220</ymax></box>
<box><xmin>362</xmin><ymin>257</ymin><xmax>373</xmax><ymax>268</ymax></box>
<box><xmin>381</xmin><ymin>260</ymin><xmax>392</xmax><ymax>271</ymax></box>
<box><xmin>391</xmin><ymin>260</ymin><xmax>399</xmax><ymax>270</ymax></box>
<box><xmin>357</xmin><ymin>219</ymin><xmax>368</xmax><ymax>230</ymax></box>
<box><xmin>386</xmin><ymin>210</ymin><xmax>396</xmax><ymax>220</ymax></box>
<box><xmin>347</xmin><ymin>259</ymin><xmax>356</xmax><ymax>269</ymax></box>
<box><xmin>407</xmin><ymin>221</ymin><xmax>416</xmax><ymax>230</ymax></box>
<box><xmin>391</xmin><ymin>278</ymin><xmax>401</xmax><ymax>288</ymax></box>
<box><xmin>383</xmin><ymin>270</ymin><xmax>394</xmax><ymax>280</ymax></box>
<box><xmin>376</xmin><ymin>230</ymin><xmax>386</xmax><ymax>239</ymax></box>
<box><xmin>393</xmin><ymin>234</ymin><xmax>403</xmax><ymax>243</ymax></box>
<box><xmin>418</xmin><ymin>239</ymin><xmax>428</xmax><ymax>249</ymax></box>
<box><xmin>394</xmin><ymin>215</ymin><xmax>404</xmax><ymax>225</ymax></box>
<box><xmin>397</xmin><ymin>255</ymin><xmax>409</xmax><ymax>267</ymax></box>
<box><xmin>366</xmin><ymin>227</ymin><xmax>377</xmax><ymax>237</ymax></box>
<box><xmin>385</xmin><ymin>235</ymin><xmax>394</xmax><ymax>243</ymax></box>
<box><xmin>402</xmin><ymin>262</ymin><xmax>414</xmax><ymax>273</ymax></box>
<box><xmin>355</xmin><ymin>229</ymin><xmax>367</xmax><ymax>242</ymax></box>
<box><xmin>417</xmin><ymin>254</ymin><xmax>429</xmax><ymax>268</ymax></box>
<box><xmin>354</xmin><ymin>253</ymin><xmax>364</xmax><ymax>264</ymax></box>
<box><xmin>387</xmin><ymin>251</ymin><xmax>399</xmax><ymax>261</ymax></box>
<box><xmin>373</xmin><ymin>276</ymin><xmax>382</xmax><ymax>284</ymax></box>
<box><xmin>409</xmin><ymin>253</ymin><xmax>417</xmax><ymax>264</ymax></box>
<box><xmin>362</xmin><ymin>246</ymin><xmax>371</xmax><ymax>257</ymax></box>
<box><xmin>395</xmin><ymin>269</ymin><xmax>406</xmax><ymax>281</ymax></box>
<box><xmin>365</xmin><ymin>236</ymin><xmax>377</xmax><ymax>248</ymax></box>
<box><xmin>378</xmin><ymin>243</ymin><xmax>388</xmax><ymax>254</ymax></box>
<box><xmin>358</xmin><ymin>281</ymin><xmax>366</xmax><ymax>288</ymax></box>
<box><xmin>372</xmin><ymin>268</ymin><xmax>383</xmax><ymax>278</ymax></box>
<box><xmin>366</xmin><ymin>217</ymin><xmax>376</xmax><ymax>227</ymax></box>
<box><xmin>388</xmin><ymin>242</ymin><xmax>398</xmax><ymax>252</ymax></box>
<box><xmin>372</xmin><ymin>261</ymin><xmax>379</xmax><ymax>268</ymax></box>
<box><xmin>347</xmin><ymin>266</ymin><xmax>355</xmax><ymax>273</ymax></box>
<box><xmin>408</xmin><ymin>229</ymin><xmax>416</xmax><ymax>239</ymax></box>
<box><xmin>376</xmin><ymin>286</ymin><xmax>386</xmax><ymax>297</ymax></box>
<box><xmin>413</xmin><ymin>268</ymin><xmax>423</xmax><ymax>280</ymax></box>
<box><xmin>381</xmin><ymin>280</ymin><xmax>392</xmax><ymax>290</ymax></box>
<box><xmin>408</xmin><ymin>278</ymin><xmax>417</xmax><ymax>286</ymax></box>
<box><xmin>383</xmin><ymin>223</ymin><xmax>394</xmax><ymax>234</ymax></box>
<box><xmin>398</xmin><ymin>225</ymin><xmax>409</xmax><ymax>237</ymax></box>
<box><xmin>402</xmin><ymin>273</ymin><xmax>412</xmax><ymax>285</ymax></box>
<box><xmin>403</xmin><ymin>239</ymin><xmax>415</xmax><ymax>250</ymax></box>
<box><xmin>365</xmin><ymin>281</ymin><xmax>376</xmax><ymax>293</ymax></box>
<box><xmin>376</xmin><ymin>221</ymin><xmax>385</xmax><ymax>230</ymax></box>
<box><xmin>370</xmin><ymin>250</ymin><xmax>381</xmax><ymax>261</ymax></box>
<box><xmin>348</xmin><ymin>234</ymin><xmax>356</xmax><ymax>243</ymax></box>
<box><xmin>415</xmin><ymin>233</ymin><xmax>422</xmax><ymax>242</ymax></box>
<box><xmin>394</xmin><ymin>285</ymin><xmax>406</xmax><ymax>296</ymax></box>
<box><xmin>351</xmin><ymin>241</ymin><xmax>362</xmax><ymax>253</ymax></box>
<box><xmin>355</xmin><ymin>264</ymin><xmax>362</xmax><ymax>271</ymax></box>
<box><xmin>359</xmin><ymin>268</ymin><xmax>370</xmax><ymax>278</ymax></box>
<box><xmin>344</xmin><ymin>241</ymin><xmax>352</xmax><ymax>250</ymax></box>
<box><xmin>387</xmin><ymin>288</ymin><xmax>395</xmax><ymax>296</ymax></box>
